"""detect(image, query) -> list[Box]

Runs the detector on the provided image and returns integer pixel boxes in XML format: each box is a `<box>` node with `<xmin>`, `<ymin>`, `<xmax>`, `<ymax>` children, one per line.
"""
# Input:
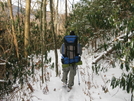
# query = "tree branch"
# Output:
<box><xmin>92</xmin><ymin>32</ymin><xmax>134</xmax><ymax>64</ymax></box>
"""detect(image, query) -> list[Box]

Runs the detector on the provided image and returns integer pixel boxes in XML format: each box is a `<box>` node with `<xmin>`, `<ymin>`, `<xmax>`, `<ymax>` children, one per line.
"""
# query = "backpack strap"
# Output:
<box><xmin>61</xmin><ymin>44</ymin><xmax>66</xmax><ymax>56</ymax></box>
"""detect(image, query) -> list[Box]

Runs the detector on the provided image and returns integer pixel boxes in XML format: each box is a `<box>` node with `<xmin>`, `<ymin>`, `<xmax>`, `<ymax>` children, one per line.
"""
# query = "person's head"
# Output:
<box><xmin>70</xmin><ymin>31</ymin><xmax>75</xmax><ymax>35</ymax></box>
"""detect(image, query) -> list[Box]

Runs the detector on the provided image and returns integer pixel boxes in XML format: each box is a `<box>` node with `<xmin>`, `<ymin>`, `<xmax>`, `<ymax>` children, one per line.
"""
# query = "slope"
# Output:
<box><xmin>5</xmin><ymin>48</ymin><xmax>132</xmax><ymax>101</ymax></box>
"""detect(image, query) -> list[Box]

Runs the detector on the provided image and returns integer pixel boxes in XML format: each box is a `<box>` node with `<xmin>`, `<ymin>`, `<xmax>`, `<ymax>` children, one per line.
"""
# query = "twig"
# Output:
<box><xmin>27</xmin><ymin>83</ymin><xmax>34</xmax><ymax>92</ymax></box>
<box><xmin>112</xmin><ymin>87</ymin><xmax>120</xmax><ymax>97</ymax></box>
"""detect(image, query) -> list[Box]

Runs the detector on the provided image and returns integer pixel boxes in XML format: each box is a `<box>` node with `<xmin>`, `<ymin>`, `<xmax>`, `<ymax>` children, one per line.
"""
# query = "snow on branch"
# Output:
<box><xmin>92</xmin><ymin>47</ymin><xmax>114</xmax><ymax>64</ymax></box>
<box><xmin>92</xmin><ymin>32</ymin><xmax>134</xmax><ymax>64</ymax></box>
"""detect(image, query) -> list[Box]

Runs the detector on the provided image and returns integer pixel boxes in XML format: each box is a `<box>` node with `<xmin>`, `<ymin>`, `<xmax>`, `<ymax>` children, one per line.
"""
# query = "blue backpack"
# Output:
<box><xmin>61</xmin><ymin>35</ymin><xmax>80</xmax><ymax>64</ymax></box>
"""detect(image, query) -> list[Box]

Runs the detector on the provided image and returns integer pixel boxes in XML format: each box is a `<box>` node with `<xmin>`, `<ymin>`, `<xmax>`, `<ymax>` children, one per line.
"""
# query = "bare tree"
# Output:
<box><xmin>8</xmin><ymin>0</ymin><xmax>19</xmax><ymax>58</ymax></box>
<box><xmin>41</xmin><ymin>0</ymin><xmax>47</xmax><ymax>83</ymax></box>
<box><xmin>65</xmin><ymin>0</ymin><xmax>67</xmax><ymax>21</ymax></box>
<box><xmin>17</xmin><ymin>0</ymin><xmax>21</xmax><ymax>35</ymax></box>
<box><xmin>50</xmin><ymin>0</ymin><xmax>59</xmax><ymax>76</ymax></box>
<box><xmin>65</xmin><ymin>0</ymin><xmax>67</xmax><ymax>31</ymax></box>
<box><xmin>24</xmin><ymin>0</ymin><xmax>31</xmax><ymax>58</ymax></box>
<box><xmin>54</xmin><ymin>0</ymin><xmax>59</xmax><ymax>34</ymax></box>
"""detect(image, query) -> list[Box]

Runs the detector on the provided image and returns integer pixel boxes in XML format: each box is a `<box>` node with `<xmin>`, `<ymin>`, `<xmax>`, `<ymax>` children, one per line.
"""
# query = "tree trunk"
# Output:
<box><xmin>8</xmin><ymin>0</ymin><xmax>19</xmax><ymax>59</ymax></box>
<box><xmin>50</xmin><ymin>0</ymin><xmax>59</xmax><ymax>76</ymax></box>
<box><xmin>17</xmin><ymin>0</ymin><xmax>21</xmax><ymax>35</ymax></box>
<box><xmin>24</xmin><ymin>0</ymin><xmax>31</xmax><ymax>58</ymax></box>
<box><xmin>41</xmin><ymin>0</ymin><xmax>47</xmax><ymax>83</ymax></box>
<box><xmin>55</xmin><ymin>0</ymin><xmax>59</xmax><ymax>34</ymax></box>
<box><xmin>40</xmin><ymin>0</ymin><xmax>43</xmax><ymax>83</ymax></box>
<box><xmin>65</xmin><ymin>0</ymin><xmax>67</xmax><ymax>22</ymax></box>
<box><xmin>65</xmin><ymin>0</ymin><xmax>67</xmax><ymax>31</ymax></box>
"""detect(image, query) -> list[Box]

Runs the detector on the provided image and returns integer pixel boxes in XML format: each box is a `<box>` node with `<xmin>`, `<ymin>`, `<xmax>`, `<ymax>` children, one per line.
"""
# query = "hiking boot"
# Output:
<box><xmin>67</xmin><ymin>86</ymin><xmax>72</xmax><ymax>92</ymax></box>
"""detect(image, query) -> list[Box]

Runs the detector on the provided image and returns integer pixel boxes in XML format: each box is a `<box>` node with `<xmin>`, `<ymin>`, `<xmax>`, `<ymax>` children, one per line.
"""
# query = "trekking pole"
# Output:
<box><xmin>77</xmin><ymin>66</ymin><xmax>80</xmax><ymax>85</ymax></box>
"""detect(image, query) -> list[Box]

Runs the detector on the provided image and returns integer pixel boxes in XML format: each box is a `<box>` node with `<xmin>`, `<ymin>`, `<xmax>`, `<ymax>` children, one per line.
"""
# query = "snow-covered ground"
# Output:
<box><xmin>6</xmin><ymin>48</ymin><xmax>132</xmax><ymax>101</ymax></box>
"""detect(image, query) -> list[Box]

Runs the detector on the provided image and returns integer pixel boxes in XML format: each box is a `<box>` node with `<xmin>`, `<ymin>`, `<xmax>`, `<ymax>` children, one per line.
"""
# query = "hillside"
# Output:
<box><xmin>4</xmin><ymin>48</ymin><xmax>132</xmax><ymax>101</ymax></box>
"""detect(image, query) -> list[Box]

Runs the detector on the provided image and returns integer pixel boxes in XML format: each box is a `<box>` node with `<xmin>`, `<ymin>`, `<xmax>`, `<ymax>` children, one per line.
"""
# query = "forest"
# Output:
<box><xmin>0</xmin><ymin>0</ymin><xmax>134</xmax><ymax>101</ymax></box>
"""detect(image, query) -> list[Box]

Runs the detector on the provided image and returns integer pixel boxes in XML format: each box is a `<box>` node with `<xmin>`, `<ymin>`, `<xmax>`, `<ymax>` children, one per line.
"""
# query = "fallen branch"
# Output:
<box><xmin>92</xmin><ymin>32</ymin><xmax>134</xmax><ymax>64</ymax></box>
<box><xmin>92</xmin><ymin>47</ymin><xmax>114</xmax><ymax>64</ymax></box>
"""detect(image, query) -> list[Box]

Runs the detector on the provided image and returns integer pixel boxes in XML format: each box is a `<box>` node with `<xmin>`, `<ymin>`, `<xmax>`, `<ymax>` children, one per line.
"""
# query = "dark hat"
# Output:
<box><xmin>70</xmin><ymin>31</ymin><xmax>75</xmax><ymax>35</ymax></box>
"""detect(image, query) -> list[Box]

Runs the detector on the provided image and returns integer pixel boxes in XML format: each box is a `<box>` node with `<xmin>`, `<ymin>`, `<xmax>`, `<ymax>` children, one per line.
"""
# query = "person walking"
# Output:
<box><xmin>60</xmin><ymin>31</ymin><xmax>82</xmax><ymax>91</ymax></box>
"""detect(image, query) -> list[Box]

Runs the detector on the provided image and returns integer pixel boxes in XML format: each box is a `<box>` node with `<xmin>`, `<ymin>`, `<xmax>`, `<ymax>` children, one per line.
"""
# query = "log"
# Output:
<box><xmin>92</xmin><ymin>47</ymin><xmax>114</xmax><ymax>64</ymax></box>
<box><xmin>92</xmin><ymin>32</ymin><xmax>134</xmax><ymax>64</ymax></box>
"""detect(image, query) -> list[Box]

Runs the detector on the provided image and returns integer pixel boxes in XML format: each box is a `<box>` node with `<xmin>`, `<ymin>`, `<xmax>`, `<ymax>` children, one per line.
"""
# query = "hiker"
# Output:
<box><xmin>60</xmin><ymin>31</ymin><xmax>82</xmax><ymax>91</ymax></box>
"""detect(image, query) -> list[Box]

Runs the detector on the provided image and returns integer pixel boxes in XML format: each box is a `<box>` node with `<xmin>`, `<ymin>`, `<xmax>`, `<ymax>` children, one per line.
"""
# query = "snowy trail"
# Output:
<box><xmin>6</xmin><ymin>50</ymin><xmax>132</xmax><ymax>101</ymax></box>
<box><xmin>32</xmin><ymin>50</ymin><xmax>132</xmax><ymax>101</ymax></box>
<box><xmin>59</xmin><ymin>87</ymin><xmax>67</xmax><ymax>101</ymax></box>
<box><xmin>56</xmin><ymin>66</ymin><xmax>85</xmax><ymax>101</ymax></box>
<box><xmin>59</xmin><ymin>87</ymin><xmax>74</xmax><ymax>101</ymax></box>
<box><xmin>59</xmin><ymin>86</ymin><xmax>83</xmax><ymax>101</ymax></box>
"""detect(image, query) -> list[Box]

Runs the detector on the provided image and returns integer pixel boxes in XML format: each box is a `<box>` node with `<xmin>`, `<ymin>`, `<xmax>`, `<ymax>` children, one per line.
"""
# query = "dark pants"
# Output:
<box><xmin>61</xmin><ymin>65</ymin><xmax>77</xmax><ymax>87</ymax></box>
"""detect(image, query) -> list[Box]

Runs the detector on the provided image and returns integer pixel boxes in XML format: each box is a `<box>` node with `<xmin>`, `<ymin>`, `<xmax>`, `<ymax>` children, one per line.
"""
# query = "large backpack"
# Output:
<box><xmin>61</xmin><ymin>35</ymin><xmax>80</xmax><ymax>64</ymax></box>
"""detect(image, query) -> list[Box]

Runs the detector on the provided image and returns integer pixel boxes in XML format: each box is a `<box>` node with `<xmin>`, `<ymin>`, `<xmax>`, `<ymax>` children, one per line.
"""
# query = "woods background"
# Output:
<box><xmin>0</xmin><ymin>0</ymin><xmax>134</xmax><ymax>100</ymax></box>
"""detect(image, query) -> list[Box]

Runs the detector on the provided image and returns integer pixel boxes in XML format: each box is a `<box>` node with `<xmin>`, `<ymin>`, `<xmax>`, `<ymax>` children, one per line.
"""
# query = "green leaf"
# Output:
<box><xmin>92</xmin><ymin>66</ymin><xmax>95</xmax><ymax>72</ymax></box>
<box><xmin>115</xmin><ymin>80</ymin><xmax>119</xmax><ymax>88</ymax></box>
<box><xmin>120</xmin><ymin>77</ymin><xmax>126</xmax><ymax>90</ymax></box>
<box><xmin>125</xmin><ymin>62</ymin><xmax>130</xmax><ymax>72</ymax></box>
<box><xmin>120</xmin><ymin>63</ymin><xmax>124</xmax><ymax>69</ymax></box>
<box><xmin>111</xmin><ymin>76</ymin><xmax>116</xmax><ymax>89</ymax></box>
